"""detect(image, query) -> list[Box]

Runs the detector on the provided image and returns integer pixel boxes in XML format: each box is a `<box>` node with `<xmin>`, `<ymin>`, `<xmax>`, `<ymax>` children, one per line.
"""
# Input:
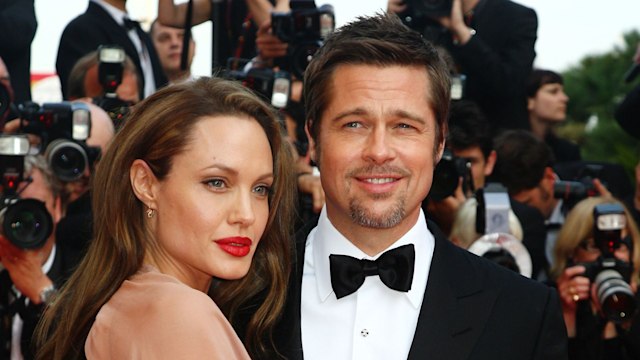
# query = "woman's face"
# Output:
<box><xmin>572</xmin><ymin>229</ymin><xmax>631</xmax><ymax>264</ymax></box>
<box><xmin>151</xmin><ymin>115</ymin><xmax>273</xmax><ymax>290</ymax></box>
<box><xmin>528</xmin><ymin>83</ymin><xmax>569</xmax><ymax>123</ymax></box>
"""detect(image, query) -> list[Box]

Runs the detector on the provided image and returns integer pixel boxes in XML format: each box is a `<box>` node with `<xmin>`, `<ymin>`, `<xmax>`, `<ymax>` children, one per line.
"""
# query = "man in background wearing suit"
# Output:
<box><xmin>277</xmin><ymin>13</ymin><xmax>567</xmax><ymax>360</ymax></box>
<box><xmin>56</xmin><ymin>0</ymin><xmax>168</xmax><ymax>100</ymax></box>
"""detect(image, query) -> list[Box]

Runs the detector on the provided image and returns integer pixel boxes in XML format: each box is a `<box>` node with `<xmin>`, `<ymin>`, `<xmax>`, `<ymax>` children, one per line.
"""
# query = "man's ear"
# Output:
<box><xmin>435</xmin><ymin>140</ymin><xmax>446</xmax><ymax>164</ymax></box>
<box><xmin>130</xmin><ymin>159</ymin><xmax>158</xmax><ymax>208</ymax></box>
<box><xmin>484</xmin><ymin>150</ymin><xmax>497</xmax><ymax>176</ymax></box>
<box><xmin>305</xmin><ymin>120</ymin><xmax>317</xmax><ymax>164</ymax></box>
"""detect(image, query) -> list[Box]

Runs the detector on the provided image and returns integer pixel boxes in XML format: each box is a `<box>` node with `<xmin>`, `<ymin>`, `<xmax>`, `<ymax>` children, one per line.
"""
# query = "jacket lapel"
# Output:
<box><xmin>408</xmin><ymin>222</ymin><xmax>498</xmax><ymax>360</ymax></box>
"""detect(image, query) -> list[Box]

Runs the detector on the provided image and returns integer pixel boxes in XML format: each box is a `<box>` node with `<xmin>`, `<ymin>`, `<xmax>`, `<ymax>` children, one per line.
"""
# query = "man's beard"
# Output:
<box><xmin>348</xmin><ymin>185</ymin><xmax>407</xmax><ymax>228</ymax></box>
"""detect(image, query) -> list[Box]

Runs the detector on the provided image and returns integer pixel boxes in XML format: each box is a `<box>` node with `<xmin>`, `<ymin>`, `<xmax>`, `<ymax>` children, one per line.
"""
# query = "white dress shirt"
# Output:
<box><xmin>301</xmin><ymin>207</ymin><xmax>434</xmax><ymax>360</ymax></box>
<box><xmin>91</xmin><ymin>0</ymin><xmax>157</xmax><ymax>98</ymax></box>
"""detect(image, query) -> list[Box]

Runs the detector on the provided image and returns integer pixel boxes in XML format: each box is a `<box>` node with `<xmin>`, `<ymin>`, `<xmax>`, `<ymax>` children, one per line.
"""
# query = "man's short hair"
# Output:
<box><xmin>24</xmin><ymin>154</ymin><xmax>63</xmax><ymax>199</ymax></box>
<box><xmin>492</xmin><ymin>130</ymin><xmax>555</xmax><ymax>194</ymax></box>
<box><xmin>448</xmin><ymin>100</ymin><xmax>493</xmax><ymax>158</ymax></box>
<box><xmin>303</xmin><ymin>13</ymin><xmax>451</xmax><ymax>147</ymax></box>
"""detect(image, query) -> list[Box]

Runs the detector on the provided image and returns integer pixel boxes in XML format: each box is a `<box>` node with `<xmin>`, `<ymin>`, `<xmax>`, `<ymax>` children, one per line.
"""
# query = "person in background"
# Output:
<box><xmin>150</xmin><ymin>19</ymin><xmax>196</xmax><ymax>83</ymax></box>
<box><xmin>57</xmin><ymin>0</ymin><xmax>168</xmax><ymax>100</ymax></box>
<box><xmin>0</xmin><ymin>156</ymin><xmax>81</xmax><ymax>360</ymax></box>
<box><xmin>0</xmin><ymin>0</ymin><xmax>37</xmax><ymax>103</ymax></box>
<box><xmin>34</xmin><ymin>78</ymin><xmax>297</xmax><ymax>359</ymax></box>
<box><xmin>551</xmin><ymin>196</ymin><xmax>640</xmax><ymax>360</ymax></box>
<box><xmin>526</xmin><ymin>69</ymin><xmax>580</xmax><ymax>163</ymax></box>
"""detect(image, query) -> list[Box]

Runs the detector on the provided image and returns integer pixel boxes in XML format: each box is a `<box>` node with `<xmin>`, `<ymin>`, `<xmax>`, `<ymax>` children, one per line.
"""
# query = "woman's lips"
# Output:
<box><xmin>214</xmin><ymin>237</ymin><xmax>253</xmax><ymax>257</ymax></box>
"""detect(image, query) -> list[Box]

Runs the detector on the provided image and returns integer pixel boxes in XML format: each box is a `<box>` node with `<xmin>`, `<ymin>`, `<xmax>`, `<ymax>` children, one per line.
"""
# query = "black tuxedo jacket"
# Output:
<box><xmin>447</xmin><ymin>0</ymin><xmax>538</xmax><ymax>132</ymax></box>
<box><xmin>275</xmin><ymin>217</ymin><xmax>568</xmax><ymax>359</ymax></box>
<box><xmin>56</xmin><ymin>1</ymin><xmax>167</xmax><ymax>99</ymax></box>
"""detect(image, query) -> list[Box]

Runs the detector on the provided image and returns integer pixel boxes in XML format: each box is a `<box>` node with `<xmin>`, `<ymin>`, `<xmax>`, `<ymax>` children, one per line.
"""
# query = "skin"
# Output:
<box><xmin>0</xmin><ymin>167</ymin><xmax>62</xmax><ymax>304</ymax></box>
<box><xmin>150</xmin><ymin>21</ymin><xmax>195</xmax><ymax>83</ymax></box>
<box><xmin>83</xmin><ymin>64</ymin><xmax>140</xmax><ymax>104</ymax></box>
<box><xmin>308</xmin><ymin>64</ymin><xmax>444</xmax><ymax>256</ymax></box>
<box><xmin>452</xmin><ymin>146</ymin><xmax>496</xmax><ymax>190</ymax></box>
<box><xmin>511</xmin><ymin>167</ymin><xmax>558</xmax><ymax>219</ymax></box>
<box><xmin>528</xmin><ymin>83</ymin><xmax>569</xmax><ymax>139</ymax></box>
<box><xmin>131</xmin><ymin>115</ymin><xmax>273</xmax><ymax>292</ymax></box>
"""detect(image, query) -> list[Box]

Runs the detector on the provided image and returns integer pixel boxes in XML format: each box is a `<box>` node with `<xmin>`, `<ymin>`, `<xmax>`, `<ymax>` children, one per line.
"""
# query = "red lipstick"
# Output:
<box><xmin>214</xmin><ymin>237</ymin><xmax>253</xmax><ymax>257</ymax></box>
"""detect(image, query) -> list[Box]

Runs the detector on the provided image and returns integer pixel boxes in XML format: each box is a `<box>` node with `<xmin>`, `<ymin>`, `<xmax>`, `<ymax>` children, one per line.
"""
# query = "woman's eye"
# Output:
<box><xmin>254</xmin><ymin>185</ymin><xmax>271</xmax><ymax>196</ymax></box>
<box><xmin>206</xmin><ymin>179</ymin><xmax>226</xmax><ymax>189</ymax></box>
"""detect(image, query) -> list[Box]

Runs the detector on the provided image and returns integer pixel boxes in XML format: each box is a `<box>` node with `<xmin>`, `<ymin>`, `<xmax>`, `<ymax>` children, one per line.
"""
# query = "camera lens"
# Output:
<box><xmin>45</xmin><ymin>139</ymin><xmax>89</xmax><ymax>182</ymax></box>
<box><xmin>595</xmin><ymin>269</ymin><xmax>638</xmax><ymax>323</ymax></box>
<box><xmin>291</xmin><ymin>42</ymin><xmax>321</xmax><ymax>79</ymax></box>
<box><xmin>1</xmin><ymin>198</ymin><xmax>53</xmax><ymax>249</ymax></box>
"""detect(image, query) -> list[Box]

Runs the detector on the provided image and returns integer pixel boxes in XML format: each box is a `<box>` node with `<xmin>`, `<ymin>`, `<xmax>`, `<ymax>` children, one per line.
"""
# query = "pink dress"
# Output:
<box><xmin>85</xmin><ymin>265</ymin><xmax>251</xmax><ymax>359</ymax></box>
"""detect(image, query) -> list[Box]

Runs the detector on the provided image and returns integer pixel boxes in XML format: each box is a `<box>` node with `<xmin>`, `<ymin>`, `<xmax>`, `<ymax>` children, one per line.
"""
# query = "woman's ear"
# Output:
<box><xmin>130</xmin><ymin>159</ymin><xmax>158</xmax><ymax>207</ymax></box>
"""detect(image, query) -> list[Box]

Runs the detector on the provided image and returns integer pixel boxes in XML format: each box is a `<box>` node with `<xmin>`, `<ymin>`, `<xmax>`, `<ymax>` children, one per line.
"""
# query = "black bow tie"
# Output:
<box><xmin>123</xmin><ymin>17</ymin><xmax>141</xmax><ymax>31</ymax></box>
<box><xmin>329</xmin><ymin>244</ymin><xmax>415</xmax><ymax>299</ymax></box>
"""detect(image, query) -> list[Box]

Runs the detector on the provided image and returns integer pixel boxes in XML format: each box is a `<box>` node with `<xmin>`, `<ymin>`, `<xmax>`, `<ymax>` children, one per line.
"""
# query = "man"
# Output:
<box><xmin>428</xmin><ymin>101</ymin><xmax>548</xmax><ymax>279</ymax></box>
<box><xmin>275</xmin><ymin>13</ymin><xmax>567</xmax><ymax>360</ymax></box>
<box><xmin>389</xmin><ymin>0</ymin><xmax>537</xmax><ymax>132</ymax></box>
<box><xmin>0</xmin><ymin>0</ymin><xmax>37</xmax><ymax>103</ymax></box>
<box><xmin>56</xmin><ymin>0</ymin><xmax>168</xmax><ymax>100</ymax></box>
<box><xmin>150</xmin><ymin>20</ymin><xmax>195</xmax><ymax>83</ymax></box>
<box><xmin>0</xmin><ymin>156</ymin><xmax>82</xmax><ymax>359</ymax></box>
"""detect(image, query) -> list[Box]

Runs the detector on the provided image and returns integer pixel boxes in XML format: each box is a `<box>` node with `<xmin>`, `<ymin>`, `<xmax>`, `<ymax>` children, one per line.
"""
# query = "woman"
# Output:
<box><xmin>552</xmin><ymin>196</ymin><xmax>640</xmax><ymax>359</ymax></box>
<box><xmin>526</xmin><ymin>69</ymin><xmax>580</xmax><ymax>163</ymax></box>
<box><xmin>35</xmin><ymin>77</ymin><xmax>297</xmax><ymax>359</ymax></box>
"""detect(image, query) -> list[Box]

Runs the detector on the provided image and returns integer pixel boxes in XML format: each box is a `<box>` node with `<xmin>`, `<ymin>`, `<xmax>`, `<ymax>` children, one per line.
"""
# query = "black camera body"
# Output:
<box><xmin>429</xmin><ymin>148</ymin><xmax>474</xmax><ymax>201</ymax></box>
<box><xmin>18</xmin><ymin>101</ymin><xmax>100</xmax><ymax>182</ymax></box>
<box><xmin>227</xmin><ymin>64</ymin><xmax>291</xmax><ymax>109</ymax></box>
<box><xmin>574</xmin><ymin>203</ymin><xmax>637</xmax><ymax>323</ymax></box>
<box><xmin>271</xmin><ymin>0</ymin><xmax>335</xmax><ymax>78</ymax></box>
<box><xmin>0</xmin><ymin>135</ymin><xmax>53</xmax><ymax>249</ymax></box>
<box><xmin>0</xmin><ymin>81</ymin><xmax>12</xmax><ymax>122</ymax></box>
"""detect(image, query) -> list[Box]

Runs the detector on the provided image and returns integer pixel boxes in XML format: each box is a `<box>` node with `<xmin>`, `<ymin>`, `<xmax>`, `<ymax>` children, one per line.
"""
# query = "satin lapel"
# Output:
<box><xmin>87</xmin><ymin>2</ymin><xmax>144</xmax><ymax>83</ymax></box>
<box><xmin>408</xmin><ymin>222</ymin><xmax>498</xmax><ymax>360</ymax></box>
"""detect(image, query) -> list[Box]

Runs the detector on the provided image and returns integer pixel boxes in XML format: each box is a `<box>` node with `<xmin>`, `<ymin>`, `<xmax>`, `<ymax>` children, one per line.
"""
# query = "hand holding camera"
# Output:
<box><xmin>0</xmin><ymin>234</ymin><xmax>53</xmax><ymax>304</ymax></box>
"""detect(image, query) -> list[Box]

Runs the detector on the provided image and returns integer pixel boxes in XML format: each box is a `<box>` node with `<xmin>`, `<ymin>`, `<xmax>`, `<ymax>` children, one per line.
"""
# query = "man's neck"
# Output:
<box><xmin>462</xmin><ymin>0</ymin><xmax>481</xmax><ymax>15</ymax></box>
<box><xmin>102</xmin><ymin>0</ymin><xmax>126</xmax><ymax>12</ymax></box>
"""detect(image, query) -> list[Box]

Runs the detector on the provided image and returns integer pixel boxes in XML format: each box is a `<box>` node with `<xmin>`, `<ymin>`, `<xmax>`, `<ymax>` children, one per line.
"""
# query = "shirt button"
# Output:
<box><xmin>361</xmin><ymin>329</ymin><xmax>369</xmax><ymax>337</ymax></box>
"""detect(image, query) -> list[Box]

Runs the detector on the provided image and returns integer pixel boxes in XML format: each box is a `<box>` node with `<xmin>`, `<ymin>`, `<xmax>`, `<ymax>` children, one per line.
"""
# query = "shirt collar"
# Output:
<box><xmin>312</xmin><ymin>207</ymin><xmax>433</xmax><ymax>308</ymax></box>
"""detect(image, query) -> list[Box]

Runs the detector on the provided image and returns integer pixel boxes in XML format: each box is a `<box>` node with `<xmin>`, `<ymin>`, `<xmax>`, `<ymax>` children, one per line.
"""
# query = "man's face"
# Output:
<box><xmin>152</xmin><ymin>22</ymin><xmax>195</xmax><ymax>78</ymax></box>
<box><xmin>83</xmin><ymin>65</ymin><xmax>140</xmax><ymax>104</ymax></box>
<box><xmin>511</xmin><ymin>170</ymin><xmax>557</xmax><ymax>219</ymax></box>
<box><xmin>452</xmin><ymin>146</ymin><xmax>495</xmax><ymax>189</ymax></box>
<box><xmin>308</xmin><ymin>64</ymin><xmax>444</xmax><ymax>244</ymax></box>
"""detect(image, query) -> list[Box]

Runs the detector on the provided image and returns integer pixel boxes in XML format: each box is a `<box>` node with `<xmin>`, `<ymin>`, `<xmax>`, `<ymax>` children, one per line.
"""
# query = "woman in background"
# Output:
<box><xmin>35</xmin><ymin>77</ymin><xmax>296</xmax><ymax>359</ymax></box>
<box><xmin>552</xmin><ymin>196</ymin><xmax>640</xmax><ymax>360</ymax></box>
<box><xmin>526</xmin><ymin>69</ymin><xmax>580</xmax><ymax>162</ymax></box>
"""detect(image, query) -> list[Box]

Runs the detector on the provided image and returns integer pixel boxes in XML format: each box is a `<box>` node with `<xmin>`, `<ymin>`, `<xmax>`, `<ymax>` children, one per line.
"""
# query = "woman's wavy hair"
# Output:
<box><xmin>35</xmin><ymin>77</ymin><xmax>296</xmax><ymax>359</ymax></box>
<box><xmin>551</xmin><ymin>196</ymin><xmax>640</xmax><ymax>282</ymax></box>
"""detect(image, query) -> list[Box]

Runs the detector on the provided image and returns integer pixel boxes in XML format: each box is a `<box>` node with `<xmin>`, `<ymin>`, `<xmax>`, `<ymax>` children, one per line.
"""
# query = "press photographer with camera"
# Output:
<box><xmin>388</xmin><ymin>0</ymin><xmax>537</xmax><ymax>132</ymax></box>
<box><xmin>0</xmin><ymin>153</ymin><xmax>82</xmax><ymax>359</ymax></box>
<box><xmin>551</xmin><ymin>197</ymin><xmax>640</xmax><ymax>360</ymax></box>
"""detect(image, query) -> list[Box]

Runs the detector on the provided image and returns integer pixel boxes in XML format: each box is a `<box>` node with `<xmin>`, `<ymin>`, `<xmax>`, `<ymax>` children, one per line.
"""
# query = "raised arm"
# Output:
<box><xmin>157</xmin><ymin>0</ymin><xmax>212</xmax><ymax>27</ymax></box>
<box><xmin>246</xmin><ymin>0</ymin><xmax>290</xmax><ymax>27</ymax></box>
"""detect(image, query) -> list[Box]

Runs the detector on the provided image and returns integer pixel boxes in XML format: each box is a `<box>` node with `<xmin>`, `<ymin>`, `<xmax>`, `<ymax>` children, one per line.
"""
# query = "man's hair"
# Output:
<box><xmin>24</xmin><ymin>154</ymin><xmax>63</xmax><ymax>199</ymax></box>
<box><xmin>447</xmin><ymin>100</ymin><xmax>493</xmax><ymax>158</ymax></box>
<box><xmin>67</xmin><ymin>50</ymin><xmax>140</xmax><ymax>100</ymax></box>
<box><xmin>492</xmin><ymin>130</ymin><xmax>555</xmax><ymax>194</ymax></box>
<box><xmin>303</xmin><ymin>12</ymin><xmax>451</xmax><ymax>147</ymax></box>
<box><xmin>526</xmin><ymin>69</ymin><xmax>563</xmax><ymax>98</ymax></box>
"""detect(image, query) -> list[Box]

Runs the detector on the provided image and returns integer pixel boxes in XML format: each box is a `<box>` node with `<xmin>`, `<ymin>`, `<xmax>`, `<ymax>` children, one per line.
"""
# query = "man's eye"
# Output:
<box><xmin>345</xmin><ymin>122</ymin><xmax>361</xmax><ymax>128</ymax></box>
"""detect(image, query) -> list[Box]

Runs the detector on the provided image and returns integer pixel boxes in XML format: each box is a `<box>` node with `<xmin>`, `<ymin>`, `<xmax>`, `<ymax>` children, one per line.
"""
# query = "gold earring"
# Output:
<box><xmin>146</xmin><ymin>207</ymin><xmax>155</xmax><ymax>218</ymax></box>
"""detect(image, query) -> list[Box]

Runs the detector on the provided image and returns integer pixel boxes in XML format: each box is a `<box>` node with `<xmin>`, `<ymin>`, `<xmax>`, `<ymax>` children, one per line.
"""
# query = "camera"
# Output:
<box><xmin>271</xmin><ymin>0</ymin><xmax>335</xmax><ymax>78</ymax></box>
<box><xmin>574</xmin><ymin>203</ymin><xmax>637</xmax><ymax>323</ymax></box>
<box><xmin>429</xmin><ymin>148</ymin><xmax>474</xmax><ymax>201</ymax></box>
<box><xmin>0</xmin><ymin>135</ymin><xmax>53</xmax><ymax>249</ymax></box>
<box><xmin>95</xmin><ymin>45</ymin><xmax>132</xmax><ymax>128</ymax></box>
<box><xmin>467</xmin><ymin>183</ymin><xmax>532</xmax><ymax>277</ymax></box>
<box><xmin>18</xmin><ymin>101</ymin><xmax>100</xmax><ymax>182</ymax></box>
<box><xmin>226</xmin><ymin>61</ymin><xmax>292</xmax><ymax>109</ymax></box>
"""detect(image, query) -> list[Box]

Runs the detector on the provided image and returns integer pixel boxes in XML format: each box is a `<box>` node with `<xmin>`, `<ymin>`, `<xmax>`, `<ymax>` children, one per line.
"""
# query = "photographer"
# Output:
<box><xmin>0</xmin><ymin>155</ymin><xmax>82</xmax><ymax>359</ymax></box>
<box><xmin>388</xmin><ymin>0</ymin><xmax>537</xmax><ymax>132</ymax></box>
<box><xmin>551</xmin><ymin>197</ymin><xmax>640</xmax><ymax>360</ymax></box>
